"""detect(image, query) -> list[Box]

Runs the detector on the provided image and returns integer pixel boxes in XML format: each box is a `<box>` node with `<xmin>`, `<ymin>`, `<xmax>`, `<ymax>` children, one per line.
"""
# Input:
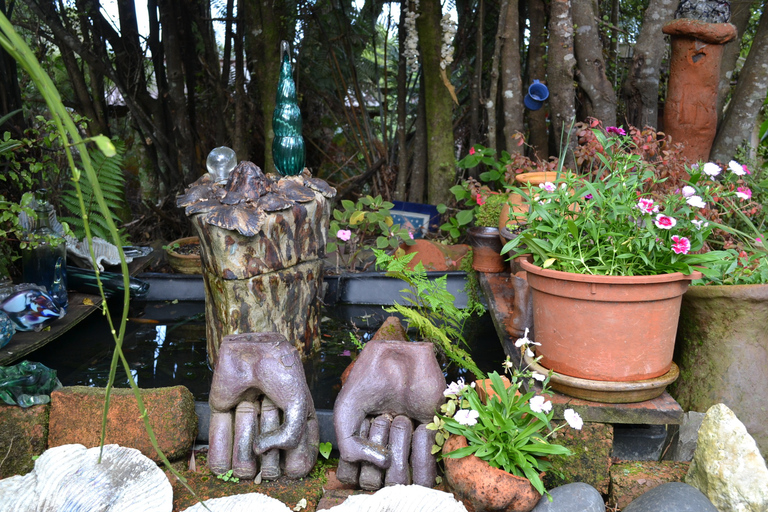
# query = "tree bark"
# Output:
<box><xmin>501</xmin><ymin>0</ymin><xmax>523</xmax><ymax>154</ymax></box>
<box><xmin>416</xmin><ymin>0</ymin><xmax>455</xmax><ymax>205</ymax></box>
<box><xmin>547</xmin><ymin>0</ymin><xmax>576</xmax><ymax>168</ymax></box>
<box><xmin>470</xmin><ymin>0</ymin><xmax>484</xmax><ymax>147</ymax></box>
<box><xmin>573</xmin><ymin>0</ymin><xmax>616</xmax><ymax>126</ymax></box>
<box><xmin>408</xmin><ymin>76</ymin><xmax>428</xmax><ymax>204</ymax></box>
<box><xmin>486</xmin><ymin>0</ymin><xmax>508</xmax><ymax>151</ymax></box>
<box><xmin>711</xmin><ymin>5</ymin><xmax>768</xmax><ymax>162</ymax></box>
<box><xmin>394</xmin><ymin>3</ymin><xmax>409</xmax><ymax>202</ymax></box>
<box><xmin>716</xmin><ymin>0</ymin><xmax>754</xmax><ymax>126</ymax></box>
<box><xmin>621</xmin><ymin>0</ymin><xmax>677</xmax><ymax>129</ymax></box>
<box><xmin>525</xmin><ymin>0</ymin><xmax>548</xmax><ymax>160</ymax></box>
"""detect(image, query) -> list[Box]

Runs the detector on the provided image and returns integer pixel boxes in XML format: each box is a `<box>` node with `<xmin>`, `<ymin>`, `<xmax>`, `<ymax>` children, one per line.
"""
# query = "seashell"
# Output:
<box><xmin>326</xmin><ymin>484</ymin><xmax>468</xmax><ymax>512</ymax></box>
<box><xmin>222</xmin><ymin>161</ymin><xmax>269</xmax><ymax>205</ymax></box>
<box><xmin>201</xmin><ymin>205</ymin><xmax>265</xmax><ymax>237</ymax></box>
<box><xmin>66</xmin><ymin>236</ymin><xmax>134</xmax><ymax>272</ymax></box>
<box><xmin>0</xmin><ymin>444</ymin><xmax>172</xmax><ymax>512</ymax></box>
<box><xmin>255</xmin><ymin>192</ymin><xmax>294</xmax><ymax>212</ymax></box>
<box><xmin>273</xmin><ymin>179</ymin><xmax>316</xmax><ymax>203</ymax></box>
<box><xmin>181</xmin><ymin>493</ymin><xmax>292</xmax><ymax>512</ymax></box>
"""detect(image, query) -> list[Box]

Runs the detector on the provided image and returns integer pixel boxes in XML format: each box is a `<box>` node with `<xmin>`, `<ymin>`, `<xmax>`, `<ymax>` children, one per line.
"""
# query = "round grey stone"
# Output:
<box><xmin>531</xmin><ymin>483</ymin><xmax>604</xmax><ymax>512</ymax></box>
<box><xmin>624</xmin><ymin>482</ymin><xmax>718</xmax><ymax>512</ymax></box>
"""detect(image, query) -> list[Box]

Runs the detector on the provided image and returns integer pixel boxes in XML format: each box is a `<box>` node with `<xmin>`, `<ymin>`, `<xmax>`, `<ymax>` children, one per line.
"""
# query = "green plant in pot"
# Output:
<box><xmin>502</xmin><ymin>124</ymin><xmax>722</xmax><ymax>400</ymax></box>
<box><xmin>427</xmin><ymin>354</ymin><xmax>582</xmax><ymax>509</ymax></box>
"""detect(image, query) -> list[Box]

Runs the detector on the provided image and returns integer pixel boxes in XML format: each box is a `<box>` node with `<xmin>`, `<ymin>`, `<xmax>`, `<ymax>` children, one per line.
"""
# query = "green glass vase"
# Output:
<box><xmin>272</xmin><ymin>41</ymin><xmax>305</xmax><ymax>176</ymax></box>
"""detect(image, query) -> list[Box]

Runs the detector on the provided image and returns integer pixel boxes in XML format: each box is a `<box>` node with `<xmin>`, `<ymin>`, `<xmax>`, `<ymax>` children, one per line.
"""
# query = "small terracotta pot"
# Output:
<box><xmin>443</xmin><ymin>435</ymin><xmax>543</xmax><ymax>512</ymax></box>
<box><xmin>166</xmin><ymin>236</ymin><xmax>203</xmax><ymax>274</ymax></box>
<box><xmin>520</xmin><ymin>259</ymin><xmax>701</xmax><ymax>382</ymax></box>
<box><xmin>467</xmin><ymin>227</ymin><xmax>506</xmax><ymax>273</ymax></box>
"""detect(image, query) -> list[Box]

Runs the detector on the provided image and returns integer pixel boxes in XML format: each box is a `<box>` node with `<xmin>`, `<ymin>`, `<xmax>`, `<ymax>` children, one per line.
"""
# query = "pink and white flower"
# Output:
<box><xmin>540</xmin><ymin>182</ymin><xmax>556</xmax><ymax>193</ymax></box>
<box><xmin>654</xmin><ymin>214</ymin><xmax>677</xmax><ymax>230</ymax></box>
<box><xmin>529</xmin><ymin>395</ymin><xmax>552</xmax><ymax>414</ymax></box>
<box><xmin>337</xmin><ymin>229</ymin><xmax>352</xmax><ymax>241</ymax></box>
<box><xmin>444</xmin><ymin>378</ymin><xmax>466</xmax><ymax>397</ymax></box>
<box><xmin>454</xmin><ymin>409</ymin><xmax>480</xmax><ymax>426</ymax></box>
<box><xmin>564</xmin><ymin>409</ymin><xmax>583</xmax><ymax>430</ymax></box>
<box><xmin>637</xmin><ymin>198</ymin><xmax>659</xmax><ymax>214</ymax></box>
<box><xmin>686</xmin><ymin>195</ymin><xmax>706</xmax><ymax>209</ymax></box>
<box><xmin>736</xmin><ymin>187</ymin><xmax>752</xmax><ymax>201</ymax></box>
<box><xmin>703</xmin><ymin>162</ymin><xmax>722</xmax><ymax>177</ymax></box>
<box><xmin>729</xmin><ymin>160</ymin><xmax>747</xmax><ymax>176</ymax></box>
<box><xmin>671</xmin><ymin>235</ymin><xmax>691</xmax><ymax>255</ymax></box>
<box><xmin>681</xmin><ymin>186</ymin><xmax>696</xmax><ymax>198</ymax></box>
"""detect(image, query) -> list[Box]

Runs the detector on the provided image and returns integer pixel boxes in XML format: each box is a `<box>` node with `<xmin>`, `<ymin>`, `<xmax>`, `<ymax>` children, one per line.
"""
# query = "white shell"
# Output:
<box><xmin>0</xmin><ymin>444</ymin><xmax>173</xmax><ymax>512</ymax></box>
<box><xmin>326</xmin><ymin>485</ymin><xmax>468</xmax><ymax>512</ymax></box>
<box><xmin>181</xmin><ymin>492</ymin><xmax>292</xmax><ymax>512</ymax></box>
<box><xmin>65</xmin><ymin>235</ymin><xmax>134</xmax><ymax>272</ymax></box>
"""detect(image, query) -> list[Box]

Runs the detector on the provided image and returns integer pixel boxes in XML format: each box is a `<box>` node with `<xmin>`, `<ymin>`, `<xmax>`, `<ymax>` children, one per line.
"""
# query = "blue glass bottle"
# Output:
<box><xmin>272</xmin><ymin>41</ymin><xmax>305</xmax><ymax>176</ymax></box>
<box><xmin>21</xmin><ymin>190</ymin><xmax>68</xmax><ymax>314</ymax></box>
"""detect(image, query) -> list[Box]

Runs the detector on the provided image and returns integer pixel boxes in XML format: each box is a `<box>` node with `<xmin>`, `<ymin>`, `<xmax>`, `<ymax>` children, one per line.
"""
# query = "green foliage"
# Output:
<box><xmin>696</xmin><ymin>249</ymin><xmax>768</xmax><ymax>286</ymax></box>
<box><xmin>327</xmin><ymin>195</ymin><xmax>415</xmax><ymax>272</ymax></box>
<box><xmin>215</xmin><ymin>469</ymin><xmax>240</xmax><ymax>483</ymax></box>
<box><xmin>318</xmin><ymin>442</ymin><xmax>332</xmax><ymax>460</ymax></box>
<box><xmin>58</xmin><ymin>139</ymin><xmax>128</xmax><ymax>241</ymax></box>
<box><xmin>427</xmin><ymin>363</ymin><xmax>579</xmax><ymax>499</ymax></box>
<box><xmin>374</xmin><ymin>249</ymin><xmax>485</xmax><ymax>379</ymax></box>
<box><xmin>475</xmin><ymin>193</ymin><xmax>507</xmax><ymax>228</ymax></box>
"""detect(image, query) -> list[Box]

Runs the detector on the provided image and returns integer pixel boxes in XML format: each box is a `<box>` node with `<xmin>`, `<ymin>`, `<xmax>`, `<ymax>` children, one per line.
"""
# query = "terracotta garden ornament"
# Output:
<box><xmin>333</xmin><ymin>340</ymin><xmax>446</xmax><ymax>490</ymax></box>
<box><xmin>208</xmin><ymin>332</ymin><xmax>319</xmax><ymax>480</ymax></box>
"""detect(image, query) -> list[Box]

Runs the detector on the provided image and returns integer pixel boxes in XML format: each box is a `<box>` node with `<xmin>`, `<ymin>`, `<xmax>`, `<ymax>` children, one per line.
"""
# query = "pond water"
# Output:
<box><xmin>26</xmin><ymin>297</ymin><xmax>505</xmax><ymax>410</ymax></box>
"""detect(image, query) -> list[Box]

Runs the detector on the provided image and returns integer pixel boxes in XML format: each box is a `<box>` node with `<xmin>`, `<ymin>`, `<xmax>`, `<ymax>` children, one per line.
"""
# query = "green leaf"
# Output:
<box><xmin>456</xmin><ymin>209</ymin><xmax>474</xmax><ymax>226</ymax></box>
<box><xmin>318</xmin><ymin>442</ymin><xmax>332</xmax><ymax>459</ymax></box>
<box><xmin>87</xmin><ymin>135</ymin><xmax>117</xmax><ymax>157</ymax></box>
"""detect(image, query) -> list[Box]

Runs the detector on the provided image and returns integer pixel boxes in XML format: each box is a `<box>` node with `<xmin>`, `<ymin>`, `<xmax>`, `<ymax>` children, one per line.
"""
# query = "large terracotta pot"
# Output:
<box><xmin>442</xmin><ymin>435</ymin><xmax>543</xmax><ymax>512</ymax></box>
<box><xmin>467</xmin><ymin>227</ymin><xmax>506</xmax><ymax>273</ymax></box>
<box><xmin>671</xmin><ymin>283</ymin><xmax>768</xmax><ymax>456</ymax></box>
<box><xmin>520</xmin><ymin>259</ymin><xmax>700</xmax><ymax>382</ymax></box>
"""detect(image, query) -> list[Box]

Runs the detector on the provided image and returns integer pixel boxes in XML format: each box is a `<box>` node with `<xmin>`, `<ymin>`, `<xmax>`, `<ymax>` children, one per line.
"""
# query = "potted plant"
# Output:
<box><xmin>165</xmin><ymin>236</ymin><xmax>202</xmax><ymax>274</ymax></box>
<box><xmin>427</xmin><ymin>358</ymin><xmax>582</xmax><ymax>511</ymax></box>
<box><xmin>467</xmin><ymin>192</ymin><xmax>508</xmax><ymax>273</ymax></box>
<box><xmin>502</xmin><ymin>125</ymin><xmax>718</xmax><ymax>400</ymax></box>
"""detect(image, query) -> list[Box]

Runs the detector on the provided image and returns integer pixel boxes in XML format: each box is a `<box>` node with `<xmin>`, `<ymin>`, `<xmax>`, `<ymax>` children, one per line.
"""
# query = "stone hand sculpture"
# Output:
<box><xmin>208</xmin><ymin>332</ymin><xmax>319</xmax><ymax>480</ymax></box>
<box><xmin>333</xmin><ymin>340</ymin><xmax>446</xmax><ymax>490</ymax></box>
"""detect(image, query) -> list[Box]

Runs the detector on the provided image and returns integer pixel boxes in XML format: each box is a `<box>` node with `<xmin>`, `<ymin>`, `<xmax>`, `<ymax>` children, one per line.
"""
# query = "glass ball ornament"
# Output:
<box><xmin>206</xmin><ymin>146</ymin><xmax>237</xmax><ymax>183</ymax></box>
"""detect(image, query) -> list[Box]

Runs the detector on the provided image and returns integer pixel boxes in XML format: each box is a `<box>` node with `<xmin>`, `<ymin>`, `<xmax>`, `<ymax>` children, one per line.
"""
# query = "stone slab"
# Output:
<box><xmin>0</xmin><ymin>403</ymin><xmax>49</xmax><ymax>478</ymax></box>
<box><xmin>48</xmin><ymin>386</ymin><xmax>197</xmax><ymax>463</ymax></box>
<box><xmin>609</xmin><ymin>460</ymin><xmax>690</xmax><ymax>509</ymax></box>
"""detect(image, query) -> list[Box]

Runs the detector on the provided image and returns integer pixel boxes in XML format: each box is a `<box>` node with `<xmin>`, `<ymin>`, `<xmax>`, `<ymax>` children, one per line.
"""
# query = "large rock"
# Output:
<box><xmin>48</xmin><ymin>386</ymin><xmax>197</xmax><ymax>463</ymax></box>
<box><xmin>685</xmin><ymin>403</ymin><xmax>768</xmax><ymax>512</ymax></box>
<box><xmin>544</xmin><ymin>422</ymin><xmax>613</xmax><ymax>494</ymax></box>
<box><xmin>623</xmin><ymin>482</ymin><xmax>717</xmax><ymax>512</ymax></box>
<box><xmin>531</xmin><ymin>482</ymin><xmax>604</xmax><ymax>512</ymax></box>
<box><xmin>0</xmin><ymin>444</ymin><xmax>172</xmax><ymax>512</ymax></box>
<box><xmin>0</xmin><ymin>404</ymin><xmax>48</xmax><ymax>479</ymax></box>
<box><xmin>609</xmin><ymin>461</ymin><xmax>690</xmax><ymax>509</ymax></box>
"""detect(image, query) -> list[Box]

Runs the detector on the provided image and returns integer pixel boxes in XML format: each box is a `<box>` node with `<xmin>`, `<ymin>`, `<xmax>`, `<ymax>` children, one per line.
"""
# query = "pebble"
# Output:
<box><xmin>531</xmin><ymin>482</ymin><xmax>604</xmax><ymax>512</ymax></box>
<box><xmin>623</xmin><ymin>482</ymin><xmax>717</xmax><ymax>512</ymax></box>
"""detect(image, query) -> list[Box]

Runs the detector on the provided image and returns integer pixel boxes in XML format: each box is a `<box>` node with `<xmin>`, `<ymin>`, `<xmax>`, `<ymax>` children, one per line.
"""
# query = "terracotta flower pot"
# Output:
<box><xmin>166</xmin><ymin>236</ymin><xmax>202</xmax><ymax>274</ymax></box>
<box><xmin>467</xmin><ymin>227</ymin><xmax>506</xmax><ymax>273</ymax></box>
<box><xmin>520</xmin><ymin>259</ymin><xmax>700</xmax><ymax>382</ymax></box>
<box><xmin>442</xmin><ymin>435</ymin><xmax>543</xmax><ymax>512</ymax></box>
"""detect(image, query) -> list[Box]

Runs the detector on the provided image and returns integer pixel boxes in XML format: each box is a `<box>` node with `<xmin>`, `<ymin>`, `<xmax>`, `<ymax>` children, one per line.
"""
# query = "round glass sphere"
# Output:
<box><xmin>206</xmin><ymin>147</ymin><xmax>237</xmax><ymax>183</ymax></box>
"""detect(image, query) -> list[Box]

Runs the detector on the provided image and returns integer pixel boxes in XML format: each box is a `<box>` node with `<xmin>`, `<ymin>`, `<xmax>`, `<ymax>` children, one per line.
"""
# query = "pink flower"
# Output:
<box><xmin>606</xmin><ymin>126</ymin><xmax>626</xmax><ymax>136</ymax></box>
<box><xmin>540</xmin><ymin>182</ymin><xmax>556</xmax><ymax>193</ymax></box>
<box><xmin>671</xmin><ymin>235</ymin><xmax>691</xmax><ymax>255</ymax></box>
<box><xmin>564</xmin><ymin>409</ymin><xmax>583</xmax><ymax>430</ymax></box>
<box><xmin>736</xmin><ymin>187</ymin><xmax>752</xmax><ymax>201</ymax></box>
<box><xmin>756</xmin><ymin>237</ymin><xmax>763</xmax><ymax>245</ymax></box>
<box><xmin>476</xmin><ymin>194</ymin><xmax>486</xmax><ymax>206</ymax></box>
<box><xmin>681</xmin><ymin>186</ymin><xmax>696</xmax><ymax>198</ymax></box>
<box><xmin>654</xmin><ymin>214</ymin><xmax>677</xmax><ymax>230</ymax></box>
<box><xmin>744</xmin><ymin>164</ymin><xmax>751</xmax><ymax>175</ymax></box>
<box><xmin>336</xmin><ymin>229</ymin><xmax>352</xmax><ymax>241</ymax></box>
<box><xmin>584</xmin><ymin>193</ymin><xmax>593</xmax><ymax>200</ymax></box>
<box><xmin>702</xmin><ymin>162</ymin><xmax>721</xmax><ymax>177</ymax></box>
<box><xmin>408</xmin><ymin>231</ymin><xmax>415</xmax><ymax>239</ymax></box>
<box><xmin>728</xmin><ymin>160</ymin><xmax>747</xmax><ymax>176</ymax></box>
<box><xmin>469</xmin><ymin>147</ymin><xmax>476</xmax><ymax>155</ymax></box>
<box><xmin>637</xmin><ymin>198</ymin><xmax>659</xmax><ymax>214</ymax></box>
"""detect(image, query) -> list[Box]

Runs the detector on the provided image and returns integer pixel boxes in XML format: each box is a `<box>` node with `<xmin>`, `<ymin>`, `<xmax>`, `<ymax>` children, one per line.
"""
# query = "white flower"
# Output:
<box><xmin>454</xmin><ymin>408</ymin><xmax>479</xmax><ymax>426</ymax></box>
<box><xmin>529</xmin><ymin>395</ymin><xmax>552</xmax><ymax>414</ymax></box>
<box><xmin>532</xmin><ymin>372</ymin><xmax>547</xmax><ymax>382</ymax></box>
<box><xmin>681</xmin><ymin>186</ymin><xmax>696</xmax><ymax>198</ymax></box>
<box><xmin>525</xmin><ymin>347</ymin><xmax>535</xmax><ymax>358</ymax></box>
<box><xmin>564</xmin><ymin>409</ymin><xmax>583</xmax><ymax>430</ymax></box>
<box><xmin>729</xmin><ymin>160</ymin><xmax>747</xmax><ymax>176</ymax></box>
<box><xmin>514</xmin><ymin>328</ymin><xmax>532</xmax><ymax>348</ymax></box>
<box><xmin>540</xmin><ymin>182</ymin><xmax>556</xmax><ymax>193</ymax></box>
<box><xmin>444</xmin><ymin>378</ymin><xmax>466</xmax><ymax>397</ymax></box>
<box><xmin>703</xmin><ymin>162</ymin><xmax>722</xmax><ymax>177</ymax></box>
<box><xmin>691</xmin><ymin>219</ymin><xmax>709</xmax><ymax>230</ymax></box>
<box><xmin>686</xmin><ymin>195</ymin><xmax>706</xmax><ymax>209</ymax></box>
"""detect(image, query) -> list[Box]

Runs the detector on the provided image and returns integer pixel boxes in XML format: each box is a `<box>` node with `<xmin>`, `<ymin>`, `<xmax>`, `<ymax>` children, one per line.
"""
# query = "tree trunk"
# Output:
<box><xmin>486</xmin><ymin>0</ymin><xmax>508</xmax><ymax>151</ymax></box>
<box><xmin>621</xmin><ymin>0</ymin><xmax>677</xmax><ymax>129</ymax></box>
<box><xmin>470</xmin><ymin>0</ymin><xmax>484</xmax><ymax>147</ymax></box>
<box><xmin>711</xmin><ymin>5</ymin><xmax>768</xmax><ymax>162</ymax></box>
<box><xmin>408</xmin><ymin>76</ymin><xmax>428</xmax><ymax>204</ymax></box>
<box><xmin>501</xmin><ymin>0</ymin><xmax>523</xmax><ymax>154</ymax></box>
<box><xmin>394</xmin><ymin>3</ymin><xmax>409</xmax><ymax>202</ymax></box>
<box><xmin>525</xmin><ymin>0</ymin><xmax>549</xmax><ymax>160</ymax></box>
<box><xmin>716</xmin><ymin>0</ymin><xmax>754</xmax><ymax>126</ymax></box>
<box><xmin>547</xmin><ymin>0</ymin><xmax>576</xmax><ymax>167</ymax></box>
<box><xmin>416</xmin><ymin>0</ymin><xmax>455</xmax><ymax>205</ymax></box>
<box><xmin>573</xmin><ymin>0</ymin><xmax>616</xmax><ymax>126</ymax></box>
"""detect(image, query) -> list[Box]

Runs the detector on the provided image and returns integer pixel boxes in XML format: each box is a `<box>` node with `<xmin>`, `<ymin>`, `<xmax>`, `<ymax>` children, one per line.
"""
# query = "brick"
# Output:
<box><xmin>544</xmin><ymin>422</ymin><xmax>613</xmax><ymax>494</ymax></box>
<box><xmin>0</xmin><ymin>403</ymin><xmax>49</xmax><ymax>478</ymax></box>
<box><xmin>609</xmin><ymin>460</ymin><xmax>690</xmax><ymax>509</ymax></box>
<box><xmin>48</xmin><ymin>386</ymin><xmax>197</xmax><ymax>463</ymax></box>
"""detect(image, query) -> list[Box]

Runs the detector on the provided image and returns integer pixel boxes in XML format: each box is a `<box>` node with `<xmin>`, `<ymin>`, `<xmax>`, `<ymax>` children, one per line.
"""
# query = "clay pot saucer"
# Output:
<box><xmin>524</xmin><ymin>353</ymin><xmax>680</xmax><ymax>404</ymax></box>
